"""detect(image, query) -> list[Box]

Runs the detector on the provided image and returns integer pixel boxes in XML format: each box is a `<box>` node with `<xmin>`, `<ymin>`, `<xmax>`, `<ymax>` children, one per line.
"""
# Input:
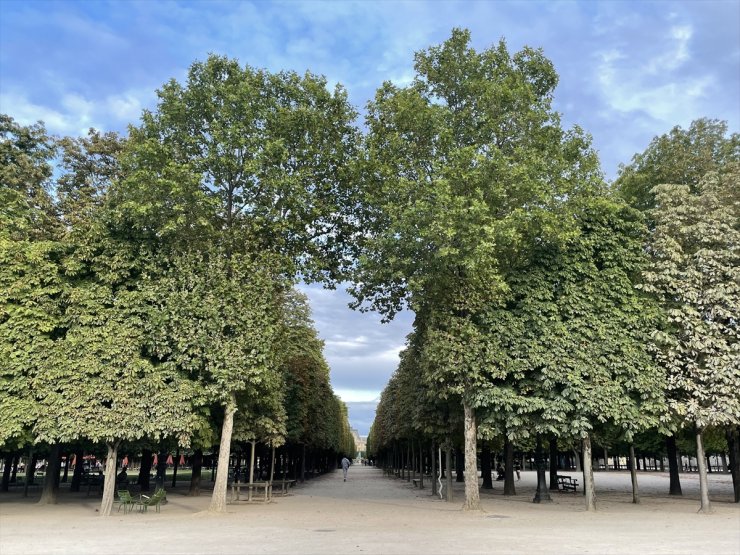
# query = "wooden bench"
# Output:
<box><xmin>271</xmin><ymin>479</ymin><xmax>297</xmax><ymax>497</ymax></box>
<box><xmin>229</xmin><ymin>481</ymin><xmax>270</xmax><ymax>503</ymax></box>
<box><xmin>556</xmin><ymin>476</ymin><xmax>579</xmax><ymax>492</ymax></box>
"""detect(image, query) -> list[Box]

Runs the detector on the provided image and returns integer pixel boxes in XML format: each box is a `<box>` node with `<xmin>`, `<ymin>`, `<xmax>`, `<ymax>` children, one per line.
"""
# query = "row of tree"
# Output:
<box><xmin>1</xmin><ymin>54</ymin><xmax>359</xmax><ymax>515</ymax></box>
<box><xmin>363</xmin><ymin>30</ymin><xmax>739</xmax><ymax>513</ymax></box>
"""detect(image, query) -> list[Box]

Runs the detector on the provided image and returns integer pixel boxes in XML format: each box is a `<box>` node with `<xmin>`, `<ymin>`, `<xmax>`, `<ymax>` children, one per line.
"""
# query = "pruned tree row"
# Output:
<box><xmin>361</xmin><ymin>31</ymin><xmax>739</xmax><ymax>513</ymax></box>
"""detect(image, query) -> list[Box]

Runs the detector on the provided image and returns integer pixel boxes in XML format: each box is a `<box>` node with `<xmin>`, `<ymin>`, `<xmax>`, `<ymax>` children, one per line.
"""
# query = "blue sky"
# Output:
<box><xmin>2</xmin><ymin>0</ymin><xmax>738</xmax><ymax>436</ymax></box>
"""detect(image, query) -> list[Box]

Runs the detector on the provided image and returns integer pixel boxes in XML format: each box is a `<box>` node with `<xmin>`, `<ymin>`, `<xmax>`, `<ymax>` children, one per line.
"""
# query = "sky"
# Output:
<box><xmin>1</xmin><ymin>0</ymin><xmax>738</xmax><ymax>436</ymax></box>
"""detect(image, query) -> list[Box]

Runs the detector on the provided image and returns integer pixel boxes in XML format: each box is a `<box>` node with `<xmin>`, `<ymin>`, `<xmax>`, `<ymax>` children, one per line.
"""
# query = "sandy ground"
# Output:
<box><xmin>1</xmin><ymin>466</ymin><xmax>738</xmax><ymax>555</ymax></box>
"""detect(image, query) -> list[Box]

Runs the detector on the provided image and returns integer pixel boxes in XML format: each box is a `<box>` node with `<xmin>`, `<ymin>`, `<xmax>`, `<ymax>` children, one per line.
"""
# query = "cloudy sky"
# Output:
<box><xmin>1</xmin><ymin>0</ymin><xmax>738</xmax><ymax>435</ymax></box>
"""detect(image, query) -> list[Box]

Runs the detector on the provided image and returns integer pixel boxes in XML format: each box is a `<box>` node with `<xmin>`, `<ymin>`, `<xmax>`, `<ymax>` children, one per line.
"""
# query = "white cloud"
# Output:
<box><xmin>593</xmin><ymin>22</ymin><xmax>711</xmax><ymax>126</ymax></box>
<box><xmin>335</xmin><ymin>389</ymin><xmax>380</xmax><ymax>403</ymax></box>
<box><xmin>0</xmin><ymin>89</ymin><xmax>152</xmax><ymax>136</ymax></box>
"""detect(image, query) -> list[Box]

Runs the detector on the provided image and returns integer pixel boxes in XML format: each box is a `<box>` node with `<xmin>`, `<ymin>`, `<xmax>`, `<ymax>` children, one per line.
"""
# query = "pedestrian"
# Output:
<box><xmin>341</xmin><ymin>456</ymin><xmax>351</xmax><ymax>481</ymax></box>
<box><xmin>514</xmin><ymin>460</ymin><xmax>521</xmax><ymax>481</ymax></box>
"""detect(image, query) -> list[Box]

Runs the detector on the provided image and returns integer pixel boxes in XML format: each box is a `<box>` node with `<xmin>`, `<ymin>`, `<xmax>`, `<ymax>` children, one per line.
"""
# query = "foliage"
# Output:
<box><xmin>642</xmin><ymin>168</ymin><xmax>740</xmax><ymax>429</ymax></box>
<box><xmin>616</xmin><ymin>118</ymin><xmax>739</xmax><ymax>213</ymax></box>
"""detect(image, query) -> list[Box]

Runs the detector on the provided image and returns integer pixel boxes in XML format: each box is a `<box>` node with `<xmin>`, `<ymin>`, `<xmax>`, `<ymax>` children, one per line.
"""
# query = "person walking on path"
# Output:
<box><xmin>341</xmin><ymin>457</ymin><xmax>351</xmax><ymax>482</ymax></box>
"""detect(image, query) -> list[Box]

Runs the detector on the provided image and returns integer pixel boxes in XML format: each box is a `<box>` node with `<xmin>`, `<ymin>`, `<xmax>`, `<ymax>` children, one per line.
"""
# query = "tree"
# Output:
<box><xmin>616</xmin><ymin>118</ymin><xmax>739</xmax><ymax>214</ymax></box>
<box><xmin>119</xmin><ymin>54</ymin><xmax>360</xmax><ymax>511</ymax></box>
<box><xmin>352</xmin><ymin>28</ymin><xmax>601</xmax><ymax>510</ymax></box>
<box><xmin>643</xmin><ymin>168</ymin><xmax>740</xmax><ymax>513</ymax></box>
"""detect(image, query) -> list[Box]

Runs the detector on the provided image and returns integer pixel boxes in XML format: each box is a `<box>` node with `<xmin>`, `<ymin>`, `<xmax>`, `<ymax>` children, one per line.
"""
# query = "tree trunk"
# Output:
<box><xmin>155</xmin><ymin>450</ymin><xmax>167</xmax><ymax>488</ymax></box>
<box><xmin>99</xmin><ymin>441</ymin><xmax>119</xmax><ymax>516</ymax></box>
<box><xmin>70</xmin><ymin>448</ymin><xmax>84</xmax><ymax>492</ymax></box>
<box><xmin>418</xmin><ymin>442</ymin><xmax>424</xmax><ymax>489</ymax></box>
<box><xmin>504</xmin><ymin>436</ymin><xmax>515</xmax><ymax>496</ymax></box>
<box><xmin>138</xmin><ymin>449</ymin><xmax>152</xmax><ymax>492</ymax></box>
<box><xmin>549</xmin><ymin>436</ymin><xmax>559</xmax><ymax>490</ymax></box>
<box><xmin>189</xmin><ymin>449</ymin><xmax>203</xmax><ymax>496</ymax></box>
<box><xmin>23</xmin><ymin>449</ymin><xmax>36</xmax><ymax>497</ymax></box>
<box><xmin>462</xmin><ymin>402</ymin><xmax>481</xmax><ymax>510</ymax></box>
<box><xmin>10</xmin><ymin>454</ymin><xmax>19</xmax><ymax>483</ymax></box>
<box><xmin>533</xmin><ymin>434</ymin><xmax>551</xmax><ymax>503</ymax></box>
<box><xmin>573</xmin><ymin>447</ymin><xmax>582</xmax><ymax>472</ymax></box>
<box><xmin>300</xmin><ymin>444</ymin><xmax>306</xmax><ymax>483</ymax></box>
<box><xmin>1</xmin><ymin>453</ymin><xmax>12</xmax><ymax>492</ymax></box>
<box><xmin>445</xmin><ymin>445</ymin><xmax>453</xmax><ymax>502</ymax></box>
<box><xmin>695</xmin><ymin>427</ymin><xmax>713</xmax><ymax>514</ymax></box>
<box><xmin>171</xmin><ymin>447</ymin><xmax>180</xmax><ymax>488</ymax></box>
<box><xmin>455</xmin><ymin>448</ymin><xmax>465</xmax><ymax>483</ymax></box>
<box><xmin>666</xmin><ymin>436</ymin><xmax>682</xmax><ymax>496</ymax></box>
<box><xmin>430</xmin><ymin>442</ymin><xmax>437</xmax><ymax>496</ymax></box>
<box><xmin>603</xmin><ymin>447</ymin><xmax>608</xmax><ymax>471</ymax></box>
<box><xmin>248</xmin><ymin>440</ymin><xmax>256</xmax><ymax>502</ymax></box>
<box><xmin>39</xmin><ymin>443</ymin><xmax>61</xmax><ymax>504</ymax></box>
<box><xmin>629</xmin><ymin>444</ymin><xmax>640</xmax><ymax>504</ymax></box>
<box><xmin>726</xmin><ymin>427</ymin><xmax>740</xmax><ymax>503</ymax></box>
<box><xmin>209</xmin><ymin>394</ymin><xmax>237</xmax><ymax>512</ymax></box>
<box><xmin>582</xmin><ymin>434</ymin><xmax>596</xmax><ymax>511</ymax></box>
<box><xmin>481</xmin><ymin>442</ymin><xmax>493</xmax><ymax>489</ymax></box>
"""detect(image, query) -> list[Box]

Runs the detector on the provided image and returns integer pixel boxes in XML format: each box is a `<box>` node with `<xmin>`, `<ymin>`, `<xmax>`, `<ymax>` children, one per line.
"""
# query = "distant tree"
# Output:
<box><xmin>616</xmin><ymin>118</ymin><xmax>739</xmax><ymax>213</ymax></box>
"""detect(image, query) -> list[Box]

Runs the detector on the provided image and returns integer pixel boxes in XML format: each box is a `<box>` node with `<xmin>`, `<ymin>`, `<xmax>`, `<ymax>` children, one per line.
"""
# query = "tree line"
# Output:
<box><xmin>364</xmin><ymin>30</ymin><xmax>739</xmax><ymax>514</ymax></box>
<box><xmin>0</xmin><ymin>55</ymin><xmax>358</xmax><ymax>515</ymax></box>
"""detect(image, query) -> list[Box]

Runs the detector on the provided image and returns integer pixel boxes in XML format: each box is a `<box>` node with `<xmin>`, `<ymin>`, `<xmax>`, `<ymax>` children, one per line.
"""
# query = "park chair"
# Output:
<box><xmin>116</xmin><ymin>490</ymin><xmax>136</xmax><ymax>514</ymax></box>
<box><xmin>137</xmin><ymin>488</ymin><xmax>165</xmax><ymax>513</ymax></box>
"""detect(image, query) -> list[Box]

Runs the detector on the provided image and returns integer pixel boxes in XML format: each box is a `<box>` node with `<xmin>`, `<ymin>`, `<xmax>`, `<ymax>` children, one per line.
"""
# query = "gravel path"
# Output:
<box><xmin>1</xmin><ymin>466</ymin><xmax>738</xmax><ymax>554</ymax></box>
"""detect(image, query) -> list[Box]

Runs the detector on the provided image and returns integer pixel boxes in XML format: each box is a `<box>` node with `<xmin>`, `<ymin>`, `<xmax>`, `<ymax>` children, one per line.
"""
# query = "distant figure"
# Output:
<box><xmin>496</xmin><ymin>462</ymin><xmax>505</xmax><ymax>481</ymax></box>
<box><xmin>117</xmin><ymin>466</ymin><xmax>128</xmax><ymax>485</ymax></box>
<box><xmin>341</xmin><ymin>457</ymin><xmax>351</xmax><ymax>481</ymax></box>
<box><xmin>514</xmin><ymin>460</ymin><xmax>521</xmax><ymax>481</ymax></box>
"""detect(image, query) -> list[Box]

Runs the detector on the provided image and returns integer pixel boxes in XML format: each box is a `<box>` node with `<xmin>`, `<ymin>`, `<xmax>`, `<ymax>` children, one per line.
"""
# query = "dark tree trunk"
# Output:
<box><xmin>10</xmin><ymin>454</ymin><xmax>19</xmax><ymax>483</ymax></box>
<box><xmin>666</xmin><ymin>436</ymin><xmax>682</xmax><ymax>496</ymax></box>
<box><xmin>481</xmin><ymin>442</ymin><xmax>493</xmax><ymax>489</ymax></box>
<box><xmin>189</xmin><ymin>449</ymin><xmax>203</xmax><ymax>496</ymax></box>
<box><xmin>171</xmin><ymin>448</ymin><xmax>180</xmax><ymax>488</ymax></box>
<box><xmin>431</xmin><ymin>442</ymin><xmax>437</xmax><ymax>496</ymax></box>
<box><xmin>726</xmin><ymin>427</ymin><xmax>740</xmax><ymax>503</ymax></box>
<box><xmin>445</xmin><ymin>445</ymin><xmax>453</xmax><ymax>502</ymax></box>
<box><xmin>138</xmin><ymin>449</ymin><xmax>153</xmax><ymax>492</ymax></box>
<box><xmin>70</xmin><ymin>448</ymin><xmax>84</xmax><ymax>492</ymax></box>
<box><xmin>156</xmin><ymin>450</ymin><xmax>167</xmax><ymax>488</ymax></box>
<box><xmin>418</xmin><ymin>442</ymin><xmax>424</xmax><ymax>489</ymax></box>
<box><xmin>39</xmin><ymin>443</ymin><xmax>61</xmax><ymax>504</ymax></box>
<box><xmin>504</xmin><ymin>437</ymin><xmax>516</xmax><ymax>496</ymax></box>
<box><xmin>549</xmin><ymin>436</ymin><xmax>559</xmax><ymax>490</ymax></box>
<box><xmin>455</xmin><ymin>449</ymin><xmax>464</xmax><ymax>482</ymax></box>
<box><xmin>2</xmin><ymin>453</ymin><xmax>13</xmax><ymax>492</ymax></box>
<box><xmin>533</xmin><ymin>435</ymin><xmax>551</xmax><ymax>503</ymax></box>
<box><xmin>24</xmin><ymin>450</ymin><xmax>37</xmax><ymax>497</ymax></box>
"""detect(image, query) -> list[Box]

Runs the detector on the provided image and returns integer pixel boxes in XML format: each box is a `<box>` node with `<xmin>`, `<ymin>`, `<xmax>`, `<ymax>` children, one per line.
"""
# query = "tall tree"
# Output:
<box><xmin>119</xmin><ymin>55</ymin><xmax>360</xmax><ymax>511</ymax></box>
<box><xmin>352</xmin><ymin>29</ymin><xmax>601</xmax><ymax>510</ymax></box>
<box><xmin>643</xmin><ymin>168</ymin><xmax>740</xmax><ymax>513</ymax></box>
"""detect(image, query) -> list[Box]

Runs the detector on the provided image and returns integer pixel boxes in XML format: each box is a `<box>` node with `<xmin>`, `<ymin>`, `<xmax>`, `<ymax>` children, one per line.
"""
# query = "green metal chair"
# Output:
<box><xmin>116</xmin><ymin>489</ymin><xmax>136</xmax><ymax>514</ymax></box>
<box><xmin>137</xmin><ymin>488</ymin><xmax>165</xmax><ymax>513</ymax></box>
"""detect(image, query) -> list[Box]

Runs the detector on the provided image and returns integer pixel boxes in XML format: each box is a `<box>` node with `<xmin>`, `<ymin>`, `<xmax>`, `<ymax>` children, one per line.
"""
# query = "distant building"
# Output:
<box><xmin>350</xmin><ymin>428</ymin><xmax>367</xmax><ymax>458</ymax></box>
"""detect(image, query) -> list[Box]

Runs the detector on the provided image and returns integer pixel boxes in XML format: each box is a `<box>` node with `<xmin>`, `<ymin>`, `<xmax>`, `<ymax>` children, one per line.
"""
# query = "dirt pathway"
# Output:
<box><xmin>1</xmin><ymin>466</ymin><xmax>738</xmax><ymax>554</ymax></box>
